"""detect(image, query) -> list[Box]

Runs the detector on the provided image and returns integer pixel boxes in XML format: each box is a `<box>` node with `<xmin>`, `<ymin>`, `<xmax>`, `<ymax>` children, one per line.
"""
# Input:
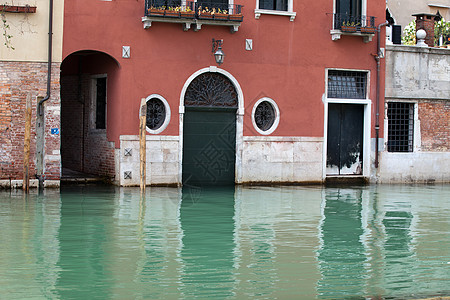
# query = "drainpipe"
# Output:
<box><xmin>374</xmin><ymin>21</ymin><xmax>389</xmax><ymax>168</ymax></box>
<box><xmin>38</xmin><ymin>0</ymin><xmax>53</xmax><ymax>116</ymax></box>
<box><xmin>36</xmin><ymin>0</ymin><xmax>53</xmax><ymax>189</ymax></box>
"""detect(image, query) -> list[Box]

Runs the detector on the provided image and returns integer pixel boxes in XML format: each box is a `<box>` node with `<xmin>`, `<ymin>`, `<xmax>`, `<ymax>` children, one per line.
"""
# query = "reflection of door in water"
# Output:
<box><xmin>327</xmin><ymin>104</ymin><xmax>363</xmax><ymax>175</ymax></box>
<box><xmin>183</xmin><ymin>108</ymin><xmax>236</xmax><ymax>186</ymax></box>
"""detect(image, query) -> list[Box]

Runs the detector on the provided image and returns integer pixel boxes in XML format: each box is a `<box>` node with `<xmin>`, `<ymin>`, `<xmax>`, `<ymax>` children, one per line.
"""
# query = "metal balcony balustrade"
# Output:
<box><xmin>333</xmin><ymin>13</ymin><xmax>376</xmax><ymax>32</ymax></box>
<box><xmin>329</xmin><ymin>13</ymin><xmax>376</xmax><ymax>42</ymax></box>
<box><xmin>144</xmin><ymin>0</ymin><xmax>243</xmax><ymax>22</ymax></box>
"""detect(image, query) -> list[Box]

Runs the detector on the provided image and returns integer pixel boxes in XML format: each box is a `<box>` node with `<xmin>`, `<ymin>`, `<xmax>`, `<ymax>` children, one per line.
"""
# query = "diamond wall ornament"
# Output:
<box><xmin>122</xmin><ymin>46</ymin><xmax>130</xmax><ymax>58</ymax></box>
<box><xmin>124</xmin><ymin>171</ymin><xmax>132</xmax><ymax>179</ymax></box>
<box><xmin>124</xmin><ymin>148</ymin><xmax>132</xmax><ymax>156</ymax></box>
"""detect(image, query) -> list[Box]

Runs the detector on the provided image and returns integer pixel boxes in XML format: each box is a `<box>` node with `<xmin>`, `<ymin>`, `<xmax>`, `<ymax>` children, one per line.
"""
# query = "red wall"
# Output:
<box><xmin>63</xmin><ymin>0</ymin><xmax>385</xmax><ymax>146</ymax></box>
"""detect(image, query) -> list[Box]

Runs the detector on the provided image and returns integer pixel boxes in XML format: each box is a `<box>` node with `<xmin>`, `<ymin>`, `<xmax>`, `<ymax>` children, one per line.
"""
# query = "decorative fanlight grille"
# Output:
<box><xmin>184</xmin><ymin>73</ymin><xmax>238</xmax><ymax>108</ymax></box>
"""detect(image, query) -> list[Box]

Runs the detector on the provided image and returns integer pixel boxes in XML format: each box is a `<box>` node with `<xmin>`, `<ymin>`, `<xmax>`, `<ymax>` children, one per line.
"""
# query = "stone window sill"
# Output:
<box><xmin>330</xmin><ymin>29</ymin><xmax>375</xmax><ymax>43</ymax></box>
<box><xmin>254</xmin><ymin>9</ymin><xmax>296</xmax><ymax>21</ymax></box>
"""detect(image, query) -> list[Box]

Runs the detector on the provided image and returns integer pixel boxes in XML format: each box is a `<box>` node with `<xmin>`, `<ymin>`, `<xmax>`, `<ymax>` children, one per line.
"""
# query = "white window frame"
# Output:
<box><xmin>323</xmin><ymin>68</ymin><xmax>372</xmax><ymax>179</ymax></box>
<box><xmin>330</xmin><ymin>0</ymin><xmax>373</xmax><ymax>42</ymax></box>
<box><xmin>144</xmin><ymin>94</ymin><xmax>171</xmax><ymax>135</ymax></box>
<box><xmin>90</xmin><ymin>74</ymin><xmax>107</xmax><ymax>132</ymax></box>
<box><xmin>252</xmin><ymin>97</ymin><xmax>280</xmax><ymax>135</ymax></box>
<box><xmin>255</xmin><ymin>0</ymin><xmax>296</xmax><ymax>21</ymax></box>
<box><xmin>384</xmin><ymin>100</ymin><xmax>421</xmax><ymax>153</ymax></box>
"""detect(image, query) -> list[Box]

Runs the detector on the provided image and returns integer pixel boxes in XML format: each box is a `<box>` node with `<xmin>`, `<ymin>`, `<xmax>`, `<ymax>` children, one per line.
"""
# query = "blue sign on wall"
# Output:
<box><xmin>51</xmin><ymin>128</ymin><xmax>59</xmax><ymax>135</ymax></box>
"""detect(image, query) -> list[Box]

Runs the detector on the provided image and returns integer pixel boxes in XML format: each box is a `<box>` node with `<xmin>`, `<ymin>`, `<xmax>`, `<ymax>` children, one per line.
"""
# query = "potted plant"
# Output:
<box><xmin>180</xmin><ymin>6</ymin><xmax>195</xmax><ymax>18</ymax></box>
<box><xmin>341</xmin><ymin>21</ymin><xmax>358</xmax><ymax>32</ymax></box>
<box><xmin>148</xmin><ymin>6</ymin><xmax>166</xmax><ymax>16</ymax></box>
<box><xmin>197</xmin><ymin>7</ymin><xmax>214</xmax><ymax>19</ymax></box>
<box><xmin>213</xmin><ymin>8</ymin><xmax>229</xmax><ymax>20</ymax></box>
<box><xmin>165</xmin><ymin>6</ymin><xmax>180</xmax><ymax>17</ymax></box>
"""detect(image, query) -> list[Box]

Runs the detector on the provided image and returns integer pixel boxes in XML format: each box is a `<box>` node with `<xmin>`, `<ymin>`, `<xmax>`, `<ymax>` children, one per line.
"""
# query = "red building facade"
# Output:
<box><xmin>61</xmin><ymin>0</ymin><xmax>386</xmax><ymax>186</ymax></box>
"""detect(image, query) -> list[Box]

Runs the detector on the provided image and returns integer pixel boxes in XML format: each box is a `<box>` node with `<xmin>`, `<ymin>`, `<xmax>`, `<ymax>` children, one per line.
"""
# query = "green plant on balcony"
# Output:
<box><xmin>197</xmin><ymin>6</ymin><xmax>241</xmax><ymax>20</ymax></box>
<box><xmin>148</xmin><ymin>5</ymin><xmax>195</xmax><ymax>18</ymax></box>
<box><xmin>341</xmin><ymin>21</ymin><xmax>359</xmax><ymax>32</ymax></box>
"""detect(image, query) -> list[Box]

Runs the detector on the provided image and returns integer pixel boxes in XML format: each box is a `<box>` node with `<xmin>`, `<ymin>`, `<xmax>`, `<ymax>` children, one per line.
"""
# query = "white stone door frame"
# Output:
<box><xmin>322</xmin><ymin>98</ymin><xmax>372</xmax><ymax>179</ymax></box>
<box><xmin>178</xmin><ymin>66</ymin><xmax>245</xmax><ymax>185</ymax></box>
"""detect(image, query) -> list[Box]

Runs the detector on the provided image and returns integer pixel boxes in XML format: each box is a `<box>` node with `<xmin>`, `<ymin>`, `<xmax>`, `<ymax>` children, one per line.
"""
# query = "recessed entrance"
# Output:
<box><xmin>60</xmin><ymin>50</ymin><xmax>119</xmax><ymax>181</ymax></box>
<box><xmin>182</xmin><ymin>72</ymin><xmax>238</xmax><ymax>187</ymax></box>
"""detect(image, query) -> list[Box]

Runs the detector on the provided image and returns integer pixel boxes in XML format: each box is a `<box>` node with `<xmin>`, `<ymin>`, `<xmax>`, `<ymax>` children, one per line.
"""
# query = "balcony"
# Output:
<box><xmin>330</xmin><ymin>13</ymin><xmax>377</xmax><ymax>43</ymax></box>
<box><xmin>142</xmin><ymin>0</ymin><xmax>244</xmax><ymax>33</ymax></box>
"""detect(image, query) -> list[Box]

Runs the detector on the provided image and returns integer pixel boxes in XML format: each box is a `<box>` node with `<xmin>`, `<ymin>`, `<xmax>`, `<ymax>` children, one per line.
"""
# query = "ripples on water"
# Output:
<box><xmin>0</xmin><ymin>184</ymin><xmax>449</xmax><ymax>299</ymax></box>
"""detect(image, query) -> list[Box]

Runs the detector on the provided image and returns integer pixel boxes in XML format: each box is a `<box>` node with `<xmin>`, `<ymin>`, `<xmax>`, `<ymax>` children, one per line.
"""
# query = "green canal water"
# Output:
<box><xmin>1</xmin><ymin>184</ymin><xmax>449</xmax><ymax>299</ymax></box>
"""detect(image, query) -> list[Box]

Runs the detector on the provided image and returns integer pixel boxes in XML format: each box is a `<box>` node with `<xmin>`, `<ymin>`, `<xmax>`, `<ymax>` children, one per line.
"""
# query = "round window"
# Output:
<box><xmin>146</xmin><ymin>98</ymin><xmax>166</xmax><ymax>130</ymax></box>
<box><xmin>252</xmin><ymin>98</ymin><xmax>279</xmax><ymax>135</ymax></box>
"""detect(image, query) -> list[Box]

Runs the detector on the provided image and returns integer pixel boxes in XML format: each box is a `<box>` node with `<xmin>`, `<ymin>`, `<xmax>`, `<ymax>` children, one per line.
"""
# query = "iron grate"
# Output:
<box><xmin>387</xmin><ymin>102</ymin><xmax>414</xmax><ymax>152</ymax></box>
<box><xmin>328</xmin><ymin>70</ymin><xmax>367</xmax><ymax>99</ymax></box>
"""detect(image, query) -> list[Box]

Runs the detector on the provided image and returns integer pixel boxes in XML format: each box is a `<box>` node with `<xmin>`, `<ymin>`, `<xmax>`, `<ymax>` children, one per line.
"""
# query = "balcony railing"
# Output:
<box><xmin>144</xmin><ymin>0</ymin><xmax>243</xmax><ymax>22</ymax></box>
<box><xmin>333</xmin><ymin>13</ymin><xmax>376</xmax><ymax>33</ymax></box>
<box><xmin>330</xmin><ymin>13</ymin><xmax>376</xmax><ymax>42</ymax></box>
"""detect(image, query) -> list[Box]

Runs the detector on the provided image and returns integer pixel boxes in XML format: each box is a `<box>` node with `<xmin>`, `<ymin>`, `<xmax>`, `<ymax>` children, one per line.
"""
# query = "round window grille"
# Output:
<box><xmin>146</xmin><ymin>98</ymin><xmax>166</xmax><ymax>130</ymax></box>
<box><xmin>254</xmin><ymin>101</ymin><xmax>275</xmax><ymax>131</ymax></box>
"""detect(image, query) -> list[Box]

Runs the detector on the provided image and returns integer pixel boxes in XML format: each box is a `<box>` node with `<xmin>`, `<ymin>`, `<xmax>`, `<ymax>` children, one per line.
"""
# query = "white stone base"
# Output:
<box><xmin>241</xmin><ymin>136</ymin><xmax>324</xmax><ymax>184</ymax></box>
<box><xmin>378</xmin><ymin>152</ymin><xmax>450</xmax><ymax>183</ymax></box>
<box><xmin>0</xmin><ymin>179</ymin><xmax>39</xmax><ymax>189</ymax></box>
<box><xmin>119</xmin><ymin>135</ymin><xmax>180</xmax><ymax>186</ymax></box>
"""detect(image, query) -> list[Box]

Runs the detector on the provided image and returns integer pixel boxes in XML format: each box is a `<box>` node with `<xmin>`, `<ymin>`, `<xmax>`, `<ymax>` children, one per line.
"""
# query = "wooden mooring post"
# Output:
<box><xmin>23</xmin><ymin>93</ymin><xmax>32</xmax><ymax>193</ymax></box>
<box><xmin>139</xmin><ymin>98</ymin><xmax>147</xmax><ymax>193</ymax></box>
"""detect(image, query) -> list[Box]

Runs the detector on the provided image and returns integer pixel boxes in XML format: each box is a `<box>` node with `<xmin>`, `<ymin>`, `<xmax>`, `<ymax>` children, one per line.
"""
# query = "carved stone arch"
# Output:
<box><xmin>184</xmin><ymin>72</ymin><xmax>238</xmax><ymax>108</ymax></box>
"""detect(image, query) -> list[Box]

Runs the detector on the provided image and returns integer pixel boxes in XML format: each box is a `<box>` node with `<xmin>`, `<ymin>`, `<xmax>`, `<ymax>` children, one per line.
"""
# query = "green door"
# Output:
<box><xmin>183</xmin><ymin>108</ymin><xmax>236</xmax><ymax>187</ymax></box>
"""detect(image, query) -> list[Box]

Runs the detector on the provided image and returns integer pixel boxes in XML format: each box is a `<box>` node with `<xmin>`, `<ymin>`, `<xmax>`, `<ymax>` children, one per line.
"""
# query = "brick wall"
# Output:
<box><xmin>0</xmin><ymin>61</ymin><xmax>60</xmax><ymax>180</ymax></box>
<box><xmin>60</xmin><ymin>74</ymin><xmax>115</xmax><ymax>179</ymax></box>
<box><xmin>419</xmin><ymin>100</ymin><xmax>450</xmax><ymax>151</ymax></box>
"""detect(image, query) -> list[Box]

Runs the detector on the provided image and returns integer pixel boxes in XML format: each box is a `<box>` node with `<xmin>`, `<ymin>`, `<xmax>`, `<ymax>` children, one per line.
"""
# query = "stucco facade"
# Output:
<box><xmin>60</xmin><ymin>0</ymin><xmax>386</xmax><ymax>187</ymax></box>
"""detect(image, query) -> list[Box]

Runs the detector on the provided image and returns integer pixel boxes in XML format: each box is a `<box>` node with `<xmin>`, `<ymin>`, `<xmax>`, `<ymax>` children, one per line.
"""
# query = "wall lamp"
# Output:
<box><xmin>212</xmin><ymin>38</ymin><xmax>225</xmax><ymax>66</ymax></box>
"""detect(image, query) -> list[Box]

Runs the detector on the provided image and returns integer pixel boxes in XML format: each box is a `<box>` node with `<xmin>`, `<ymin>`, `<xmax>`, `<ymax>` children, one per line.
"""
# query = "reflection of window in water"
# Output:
<box><xmin>317</xmin><ymin>189</ymin><xmax>366</xmax><ymax>299</ymax></box>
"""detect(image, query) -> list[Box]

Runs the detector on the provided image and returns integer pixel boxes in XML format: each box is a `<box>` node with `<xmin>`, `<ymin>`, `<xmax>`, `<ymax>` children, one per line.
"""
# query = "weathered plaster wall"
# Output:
<box><xmin>0</xmin><ymin>0</ymin><xmax>64</xmax><ymax>62</ymax></box>
<box><xmin>385</xmin><ymin>45</ymin><xmax>450</xmax><ymax>100</ymax></box>
<box><xmin>380</xmin><ymin>45</ymin><xmax>450</xmax><ymax>183</ymax></box>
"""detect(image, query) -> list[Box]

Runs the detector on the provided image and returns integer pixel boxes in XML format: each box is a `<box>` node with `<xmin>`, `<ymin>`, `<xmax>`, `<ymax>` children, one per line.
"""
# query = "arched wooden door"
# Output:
<box><xmin>182</xmin><ymin>72</ymin><xmax>238</xmax><ymax>187</ymax></box>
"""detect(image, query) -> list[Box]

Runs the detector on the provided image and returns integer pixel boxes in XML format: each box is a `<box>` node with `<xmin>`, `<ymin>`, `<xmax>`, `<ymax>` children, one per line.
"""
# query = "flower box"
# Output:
<box><xmin>148</xmin><ymin>8</ymin><xmax>165</xmax><ymax>16</ymax></box>
<box><xmin>213</xmin><ymin>13</ymin><xmax>229</xmax><ymax>20</ymax></box>
<box><xmin>360</xmin><ymin>27</ymin><xmax>376</xmax><ymax>34</ymax></box>
<box><xmin>229</xmin><ymin>14</ymin><xmax>242</xmax><ymax>21</ymax></box>
<box><xmin>0</xmin><ymin>5</ymin><xmax>36</xmax><ymax>13</ymax></box>
<box><xmin>164</xmin><ymin>10</ymin><xmax>180</xmax><ymax>17</ymax></box>
<box><xmin>341</xmin><ymin>25</ymin><xmax>357</xmax><ymax>33</ymax></box>
<box><xmin>180</xmin><ymin>11</ymin><xmax>195</xmax><ymax>18</ymax></box>
<box><xmin>198</xmin><ymin>12</ymin><xmax>214</xmax><ymax>19</ymax></box>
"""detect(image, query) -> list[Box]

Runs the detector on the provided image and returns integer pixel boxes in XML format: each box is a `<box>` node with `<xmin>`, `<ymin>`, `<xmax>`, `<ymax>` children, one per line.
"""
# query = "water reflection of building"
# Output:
<box><xmin>318</xmin><ymin>185</ymin><xmax>450</xmax><ymax>299</ymax></box>
<box><xmin>317</xmin><ymin>188</ymin><xmax>367</xmax><ymax>299</ymax></box>
<box><xmin>113</xmin><ymin>187</ymin><xmax>183</xmax><ymax>299</ymax></box>
<box><xmin>0</xmin><ymin>190</ymin><xmax>61</xmax><ymax>299</ymax></box>
<box><xmin>234</xmin><ymin>186</ymin><xmax>323</xmax><ymax>298</ymax></box>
